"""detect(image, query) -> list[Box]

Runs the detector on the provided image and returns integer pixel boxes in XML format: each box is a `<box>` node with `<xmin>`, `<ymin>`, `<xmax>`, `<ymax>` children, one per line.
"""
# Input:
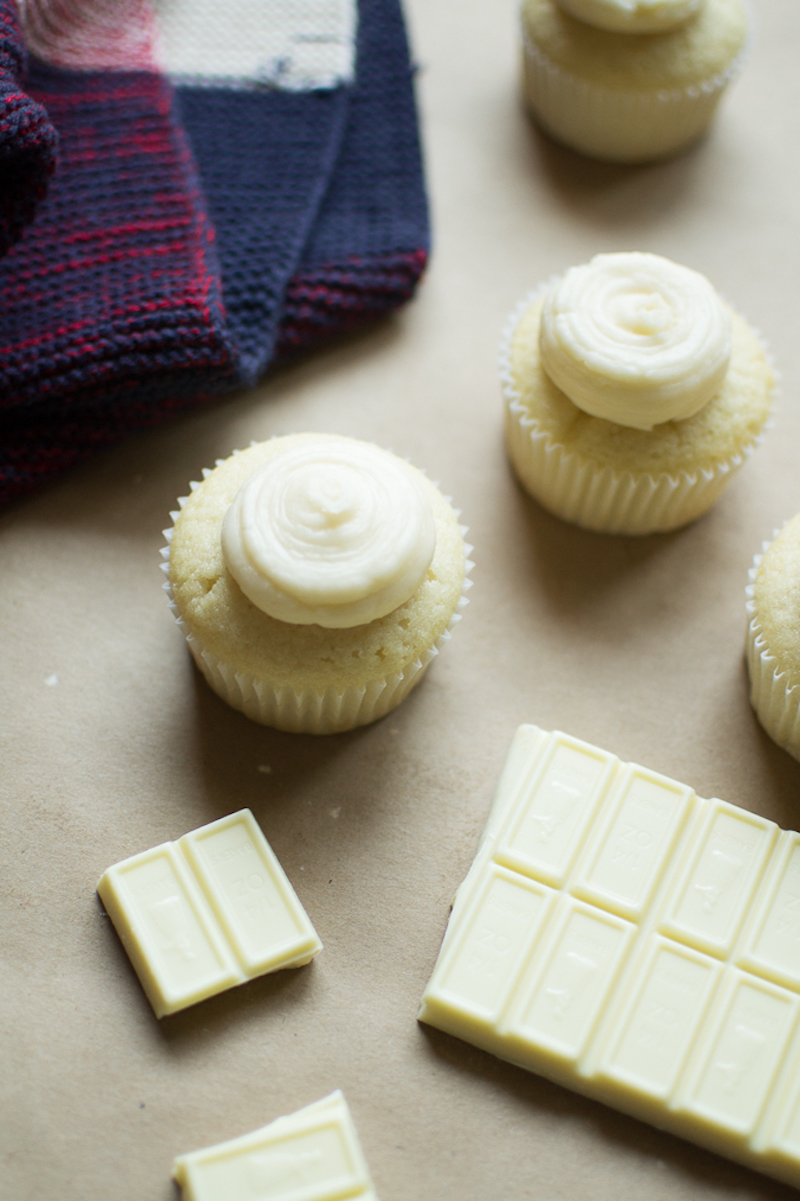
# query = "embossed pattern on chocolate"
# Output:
<box><xmin>419</xmin><ymin>727</ymin><xmax>800</xmax><ymax>1188</ymax></box>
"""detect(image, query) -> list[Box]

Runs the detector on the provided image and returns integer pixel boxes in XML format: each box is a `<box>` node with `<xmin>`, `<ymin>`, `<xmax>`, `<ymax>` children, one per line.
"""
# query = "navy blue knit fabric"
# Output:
<box><xmin>301</xmin><ymin>0</ymin><xmax>429</xmax><ymax>268</ymax></box>
<box><xmin>0</xmin><ymin>0</ymin><xmax>57</xmax><ymax>256</ymax></box>
<box><xmin>276</xmin><ymin>0</ymin><xmax>430</xmax><ymax>354</ymax></box>
<box><xmin>177</xmin><ymin>0</ymin><xmax>429</xmax><ymax>374</ymax></box>
<box><xmin>176</xmin><ymin>85</ymin><xmax>350</xmax><ymax>386</ymax></box>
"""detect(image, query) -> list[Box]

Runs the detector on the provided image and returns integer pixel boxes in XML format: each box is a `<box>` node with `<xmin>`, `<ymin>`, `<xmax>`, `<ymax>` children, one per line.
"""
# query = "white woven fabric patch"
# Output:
<box><xmin>153</xmin><ymin>0</ymin><xmax>358</xmax><ymax>89</ymax></box>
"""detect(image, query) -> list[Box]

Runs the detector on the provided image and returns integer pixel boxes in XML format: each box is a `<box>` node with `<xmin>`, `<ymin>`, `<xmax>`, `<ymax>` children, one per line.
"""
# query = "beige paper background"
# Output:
<box><xmin>3</xmin><ymin>1</ymin><xmax>800</xmax><ymax>1197</ymax></box>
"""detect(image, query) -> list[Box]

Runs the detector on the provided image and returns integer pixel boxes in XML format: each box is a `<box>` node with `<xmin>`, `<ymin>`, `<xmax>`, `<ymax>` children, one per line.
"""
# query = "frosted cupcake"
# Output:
<box><xmin>501</xmin><ymin>251</ymin><xmax>773</xmax><ymax>534</ymax></box>
<box><xmin>521</xmin><ymin>0</ymin><xmax>749</xmax><ymax>162</ymax></box>
<box><xmin>746</xmin><ymin>515</ymin><xmax>800</xmax><ymax>761</ymax></box>
<box><xmin>163</xmin><ymin>434</ymin><xmax>472</xmax><ymax>734</ymax></box>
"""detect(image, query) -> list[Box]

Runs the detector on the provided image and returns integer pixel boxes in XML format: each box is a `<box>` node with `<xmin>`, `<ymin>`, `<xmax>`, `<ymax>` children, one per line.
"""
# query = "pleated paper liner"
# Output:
<box><xmin>522</xmin><ymin>16</ymin><xmax>750</xmax><ymax>163</ymax></box>
<box><xmin>746</xmin><ymin>531</ymin><xmax>800</xmax><ymax>762</ymax></box>
<box><xmin>500</xmin><ymin>287</ymin><xmax>773</xmax><ymax>535</ymax></box>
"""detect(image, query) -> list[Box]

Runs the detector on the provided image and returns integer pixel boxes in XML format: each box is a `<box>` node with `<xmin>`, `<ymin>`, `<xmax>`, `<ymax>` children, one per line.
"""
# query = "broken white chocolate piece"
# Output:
<box><xmin>420</xmin><ymin>726</ymin><xmax>800</xmax><ymax>1189</ymax></box>
<box><xmin>98</xmin><ymin>808</ymin><xmax>321</xmax><ymax>1017</ymax></box>
<box><xmin>172</xmin><ymin>1091</ymin><xmax>378</xmax><ymax>1201</ymax></box>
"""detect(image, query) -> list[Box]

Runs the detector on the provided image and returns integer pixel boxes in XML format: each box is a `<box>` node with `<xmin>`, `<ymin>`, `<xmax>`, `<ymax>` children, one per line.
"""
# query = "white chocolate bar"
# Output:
<box><xmin>172</xmin><ymin>1091</ymin><xmax>378</xmax><ymax>1201</ymax></box>
<box><xmin>419</xmin><ymin>726</ymin><xmax>800</xmax><ymax>1188</ymax></box>
<box><xmin>98</xmin><ymin>809</ymin><xmax>321</xmax><ymax>1017</ymax></box>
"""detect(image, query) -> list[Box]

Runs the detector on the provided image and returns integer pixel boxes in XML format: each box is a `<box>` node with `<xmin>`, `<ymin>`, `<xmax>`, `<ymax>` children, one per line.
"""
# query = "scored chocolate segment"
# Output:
<box><xmin>494</xmin><ymin>732</ymin><xmax>617</xmax><ymax>887</ymax></box>
<box><xmin>179</xmin><ymin>812</ymin><xmax>318</xmax><ymax>975</ymax></box>
<box><xmin>739</xmin><ymin>835</ymin><xmax>800</xmax><ymax>991</ymax></box>
<box><xmin>660</xmin><ymin>800</ymin><xmax>776</xmax><ymax>958</ymax></box>
<box><xmin>172</xmin><ymin>1091</ymin><xmax>378</xmax><ymax>1201</ymax></box>
<box><xmin>419</xmin><ymin>726</ymin><xmax>800</xmax><ymax>1188</ymax></box>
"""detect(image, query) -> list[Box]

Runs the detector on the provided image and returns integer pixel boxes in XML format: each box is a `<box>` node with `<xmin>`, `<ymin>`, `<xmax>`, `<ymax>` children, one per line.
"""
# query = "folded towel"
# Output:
<box><xmin>0</xmin><ymin>0</ymin><xmax>429</xmax><ymax>505</ymax></box>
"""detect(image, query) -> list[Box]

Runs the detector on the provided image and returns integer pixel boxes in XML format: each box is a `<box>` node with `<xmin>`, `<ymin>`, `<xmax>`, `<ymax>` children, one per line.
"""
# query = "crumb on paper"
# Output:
<box><xmin>44</xmin><ymin>674</ymin><xmax>58</xmax><ymax>687</ymax></box>
<box><xmin>328</xmin><ymin>807</ymin><xmax>341</xmax><ymax>819</ymax></box>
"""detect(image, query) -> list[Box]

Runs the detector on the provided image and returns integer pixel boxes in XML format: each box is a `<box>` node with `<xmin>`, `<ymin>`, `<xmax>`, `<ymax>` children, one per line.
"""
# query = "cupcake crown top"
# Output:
<box><xmin>538</xmin><ymin>251</ymin><xmax>732</xmax><ymax>431</ymax></box>
<box><xmin>553</xmin><ymin>0</ymin><xmax>702</xmax><ymax>34</ymax></box>
<box><xmin>221</xmin><ymin>435</ymin><xmax>436</xmax><ymax>629</ymax></box>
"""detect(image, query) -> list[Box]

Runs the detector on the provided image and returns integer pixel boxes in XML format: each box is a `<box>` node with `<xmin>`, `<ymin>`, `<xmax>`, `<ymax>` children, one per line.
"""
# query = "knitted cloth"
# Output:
<box><xmin>0</xmin><ymin>0</ymin><xmax>429</xmax><ymax>505</ymax></box>
<box><xmin>0</xmin><ymin>0</ymin><xmax>57</xmax><ymax>255</ymax></box>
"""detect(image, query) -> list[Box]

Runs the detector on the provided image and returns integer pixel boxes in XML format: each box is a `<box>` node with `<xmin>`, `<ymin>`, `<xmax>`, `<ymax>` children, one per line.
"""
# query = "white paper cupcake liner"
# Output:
<box><xmin>522</xmin><ymin>22</ymin><xmax>749</xmax><ymax>162</ymax></box>
<box><xmin>745</xmin><ymin>535</ymin><xmax>800</xmax><ymax>761</ymax></box>
<box><xmin>160</xmin><ymin>476</ymin><xmax>474</xmax><ymax>735</ymax></box>
<box><xmin>500</xmin><ymin>288</ymin><xmax>773</xmax><ymax>535</ymax></box>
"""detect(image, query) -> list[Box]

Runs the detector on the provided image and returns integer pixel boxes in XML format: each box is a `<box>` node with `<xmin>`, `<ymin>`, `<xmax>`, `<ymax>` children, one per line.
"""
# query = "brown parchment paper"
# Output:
<box><xmin>3</xmin><ymin>2</ymin><xmax>800</xmax><ymax>1198</ymax></box>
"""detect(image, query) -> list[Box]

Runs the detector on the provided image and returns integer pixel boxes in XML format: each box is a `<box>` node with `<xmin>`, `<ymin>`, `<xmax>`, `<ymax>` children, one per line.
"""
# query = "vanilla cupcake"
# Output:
<box><xmin>746</xmin><ymin>516</ymin><xmax>800</xmax><ymax>761</ymax></box>
<box><xmin>521</xmin><ymin>0</ymin><xmax>749</xmax><ymax>162</ymax></box>
<box><xmin>163</xmin><ymin>434</ymin><xmax>472</xmax><ymax>734</ymax></box>
<box><xmin>502</xmin><ymin>252</ymin><xmax>773</xmax><ymax>534</ymax></box>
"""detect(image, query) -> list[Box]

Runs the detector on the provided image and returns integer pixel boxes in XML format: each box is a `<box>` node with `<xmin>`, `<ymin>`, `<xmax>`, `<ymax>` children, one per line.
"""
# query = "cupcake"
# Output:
<box><xmin>521</xmin><ymin>0</ymin><xmax>749</xmax><ymax>162</ymax></box>
<box><xmin>501</xmin><ymin>251</ymin><xmax>774</xmax><ymax>534</ymax></box>
<box><xmin>746</xmin><ymin>515</ymin><xmax>800</xmax><ymax>761</ymax></box>
<box><xmin>163</xmin><ymin>434</ymin><xmax>472</xmax><ymax>734</ymax></box>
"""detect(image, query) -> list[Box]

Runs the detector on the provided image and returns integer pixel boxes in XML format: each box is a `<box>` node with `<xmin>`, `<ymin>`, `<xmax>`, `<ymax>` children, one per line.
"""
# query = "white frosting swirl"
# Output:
<box><xmin>539</xmin><ymin>252</ymin><xmax>732</xmax><ymax>431</ymax></box>
<box><xmin>553</xmin><ymin>0</ymin><xmax>702</xmax><ymax>34</ymax></box>
<box><xmin>221</xmin><ymin>438</ymin><xmax>436</xmax><ymax>629</ymax></box>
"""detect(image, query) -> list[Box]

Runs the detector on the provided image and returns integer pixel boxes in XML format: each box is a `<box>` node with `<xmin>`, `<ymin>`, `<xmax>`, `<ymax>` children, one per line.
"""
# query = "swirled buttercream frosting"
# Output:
<box><xmin>553</xmin><ymin>0</ymin><xmax>702</xmax><ymax>33</ymax></box>
<box><xmin>221</xmin><ymin>438</ymin><xmax>437</xmax><ymax>629</ymax></box>
<box><xmin>539</xmin><ymin>252</ymin><xmax>732</xmax><ymax>431</ymax></box>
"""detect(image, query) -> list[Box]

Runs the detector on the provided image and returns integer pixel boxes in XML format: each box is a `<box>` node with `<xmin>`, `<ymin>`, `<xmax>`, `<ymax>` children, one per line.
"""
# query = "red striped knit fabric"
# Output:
<box><xmin>0</xmin><ymin>0</ymin><xmax>57</xmax><ymax>254</ymax></box>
